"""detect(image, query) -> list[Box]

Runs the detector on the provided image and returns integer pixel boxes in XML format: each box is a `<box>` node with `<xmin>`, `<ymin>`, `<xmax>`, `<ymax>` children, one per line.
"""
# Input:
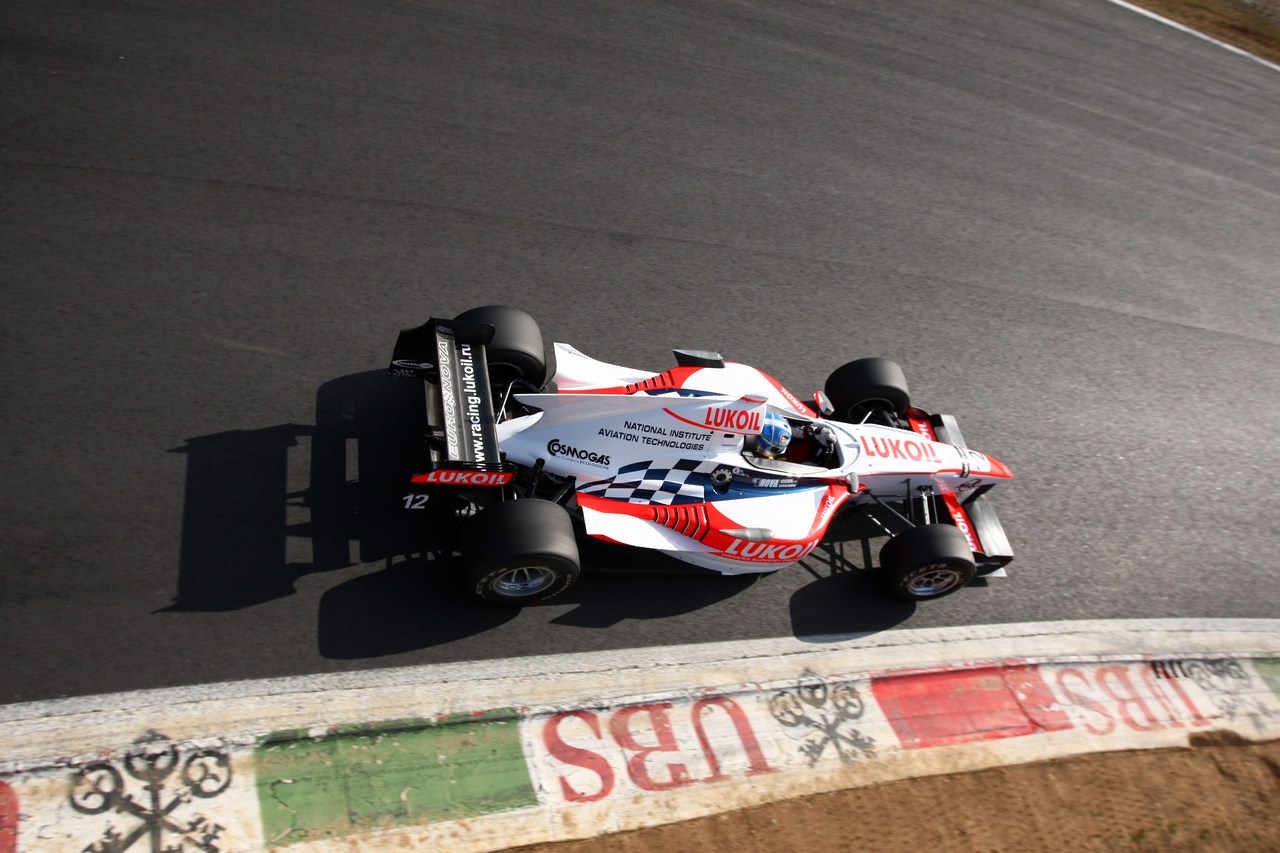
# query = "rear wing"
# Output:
<box><xmin>388</xmin><ymin>318</ymin><xmax>515</xmax><ymax>484</ymax></box>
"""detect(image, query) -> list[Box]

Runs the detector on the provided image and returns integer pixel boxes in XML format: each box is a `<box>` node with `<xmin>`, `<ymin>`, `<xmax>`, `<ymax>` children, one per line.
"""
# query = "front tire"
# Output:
<box><xmin>454</xmin><ymin>305</ymin><xmax>547</xmax><ymax>388</ymax></box>
<box><xmin>824</xmin><ymin>358</ymin><xmax>909</xmax><ymax>424</ymax></box>
<box><xmin>461</xmin><ymin>499</ymin><xmax>580</xmax><ymax>605</ymax></box>
<box><xmin>879</xmin><ymin>524</ymin><xmax>975</xmax><ymax>601</ymax></box>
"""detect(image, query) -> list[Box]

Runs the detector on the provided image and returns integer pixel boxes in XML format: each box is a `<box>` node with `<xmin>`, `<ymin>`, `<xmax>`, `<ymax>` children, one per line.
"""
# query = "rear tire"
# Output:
<box><xmin>824</xmin><ymin>358</ymin><xmax>909</xmax><ymax>424</ymax></box>
<box><xmin>461</xmin><ymin>499</ymin><xmax>579</xmax><ymax>605</ymax></box>
<box><xmin>454</xmin><ymin>305</ymin><xmax>547</xmax><ymax>388</ymax></box>
<box><xmin>879</xmin><ymin>523</ymin><xmax>975</xmax><ymax>601</ymax></box>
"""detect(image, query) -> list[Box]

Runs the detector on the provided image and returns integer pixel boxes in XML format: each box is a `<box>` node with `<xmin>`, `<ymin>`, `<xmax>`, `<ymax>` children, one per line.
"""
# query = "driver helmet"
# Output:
<box><xmin>755</xmin><ymin>411</ymin><xmax>792</xmax><ymax>458</ymax></box>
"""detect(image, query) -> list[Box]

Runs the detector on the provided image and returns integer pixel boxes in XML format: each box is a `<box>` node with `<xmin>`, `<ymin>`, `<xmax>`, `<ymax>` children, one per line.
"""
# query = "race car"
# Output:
<box><xmin>388</xmin><ymin>306</ymin><xmax>1014</xmax><ymax>606</ymax></box>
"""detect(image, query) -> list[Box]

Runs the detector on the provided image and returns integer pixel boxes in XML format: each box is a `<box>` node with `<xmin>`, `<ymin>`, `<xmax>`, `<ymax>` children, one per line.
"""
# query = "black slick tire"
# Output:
<box><xmin>823</xmin><ymin>358</ymin><xmax>910</xmax><ymax>423</ymax></box>
<box><xmin>878</xmin><ymin>523</ymin><xmax>975</xmax><ymax>601</ymax></box>
<box><xmin>454</xmin><ymin>305</ymin><xmax>547</xmax><ymax>388</ymax></box>
<box><xmin>461</xmin><ymin>499</ymin><xmax>580</xmax><ymax>605</ymax></box>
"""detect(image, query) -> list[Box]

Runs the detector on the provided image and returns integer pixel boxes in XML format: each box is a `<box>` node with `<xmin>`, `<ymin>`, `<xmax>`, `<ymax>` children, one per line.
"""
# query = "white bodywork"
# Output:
<box><xmin>495</xmin><ymin>344</ymin><xmax>1011</xmax><ymax>574</ymax></box>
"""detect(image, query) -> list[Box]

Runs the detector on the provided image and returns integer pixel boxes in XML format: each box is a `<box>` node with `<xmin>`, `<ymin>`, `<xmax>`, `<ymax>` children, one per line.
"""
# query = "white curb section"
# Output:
<box><xmin>1</xmin><ymin>619</ymin><xmax>1278</xmax><ymax>852</ymax></box>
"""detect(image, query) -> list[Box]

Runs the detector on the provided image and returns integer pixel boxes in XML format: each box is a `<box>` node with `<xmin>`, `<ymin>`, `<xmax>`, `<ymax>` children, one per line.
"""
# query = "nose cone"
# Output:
<box><xmin>982</xmin><ymin>453</ymin><xmax>1014</xmax><ymax>480</ymax></box>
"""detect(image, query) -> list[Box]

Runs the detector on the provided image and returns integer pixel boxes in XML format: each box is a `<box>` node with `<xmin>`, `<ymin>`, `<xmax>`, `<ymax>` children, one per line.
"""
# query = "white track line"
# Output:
<box><xmin>1105</xmin><ymin>0</ymin><xmax>1280</xmax><ymax>73</ymax></box>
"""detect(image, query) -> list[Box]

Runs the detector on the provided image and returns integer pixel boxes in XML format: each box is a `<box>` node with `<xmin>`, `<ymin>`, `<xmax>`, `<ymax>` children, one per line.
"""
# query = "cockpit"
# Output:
<box><xmin>741</xmin><ymin>409</ymin><xmax>843</xmax><ymax>475</ymax></box>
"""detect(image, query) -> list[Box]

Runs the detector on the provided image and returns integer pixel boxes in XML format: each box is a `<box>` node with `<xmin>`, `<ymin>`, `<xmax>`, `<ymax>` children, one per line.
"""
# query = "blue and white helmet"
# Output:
<box><xmin>755</xmin><ymin>411</ymin><xmax>792</xmax><ymax>458</ymax></box>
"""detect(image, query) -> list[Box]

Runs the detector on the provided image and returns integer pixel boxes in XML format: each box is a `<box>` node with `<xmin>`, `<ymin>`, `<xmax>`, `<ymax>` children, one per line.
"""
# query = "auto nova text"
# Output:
<box><xmin>437</xmin><ymin>339</ymin><xmax>459</xmax><ymax>457</ymax></box>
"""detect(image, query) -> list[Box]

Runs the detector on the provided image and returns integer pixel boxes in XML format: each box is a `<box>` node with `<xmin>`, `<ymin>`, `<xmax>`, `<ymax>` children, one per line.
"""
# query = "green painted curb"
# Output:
<box><xmin>1255</xmin><ymin>658</ymin><xmax>1280</xmax><ymax>702</ymax></box>
<box><xmin>255</xmin><ymin>709</ymin><xmax>535</xmax><ymax>845</ymax></box>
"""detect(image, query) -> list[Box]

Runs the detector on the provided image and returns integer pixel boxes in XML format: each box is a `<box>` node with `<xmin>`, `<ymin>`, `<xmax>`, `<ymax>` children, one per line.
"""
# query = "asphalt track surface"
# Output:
<box><xmin>3</xmin><ymin>1</ymin><xmax>1278</xmax><ymax>705</ymax></box>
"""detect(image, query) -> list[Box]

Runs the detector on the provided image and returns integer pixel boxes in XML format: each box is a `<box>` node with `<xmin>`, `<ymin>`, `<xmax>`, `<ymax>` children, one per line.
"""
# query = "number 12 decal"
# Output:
<box><xmin>402</xmin><ymin>494</ymin><xmax>430</xmax><ymax>509</ymax></box>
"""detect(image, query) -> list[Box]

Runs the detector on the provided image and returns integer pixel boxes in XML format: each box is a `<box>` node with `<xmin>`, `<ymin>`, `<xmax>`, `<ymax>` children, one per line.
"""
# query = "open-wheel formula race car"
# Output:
<box><xmin>388</xmin><ymin>306</ymin><xmax>1014</xmax><ymax>606</ymax></box>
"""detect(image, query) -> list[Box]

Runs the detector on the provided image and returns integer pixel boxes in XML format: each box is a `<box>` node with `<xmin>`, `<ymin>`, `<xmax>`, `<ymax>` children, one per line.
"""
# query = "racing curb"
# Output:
<box><xmin>2</xmin><ymin>618</ymin><xmax>1279</xmax><ymax>851</ymax></box>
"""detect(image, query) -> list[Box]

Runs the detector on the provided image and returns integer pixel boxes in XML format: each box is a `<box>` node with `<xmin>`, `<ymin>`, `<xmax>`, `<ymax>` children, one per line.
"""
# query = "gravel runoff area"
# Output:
<box><xmin>515</xmin><ymin>3</ymin><xmax>1280</xmax><ymax>851</ymax></box>
<box><xmin>515</xmin><ymin>734</ymin><xmax>1280</xmax><ymax>853</ymax></box>
<box><xmin>1126</xmin><ymin>0</ymin><xmax>1280</xmax><ymax>64</ymax></box>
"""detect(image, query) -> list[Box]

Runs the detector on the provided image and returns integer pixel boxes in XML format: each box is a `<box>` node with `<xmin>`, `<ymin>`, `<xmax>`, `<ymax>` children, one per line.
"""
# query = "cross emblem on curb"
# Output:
<box><xmin>68</xmin><ymin>731</ymin><xmax>232</xmax><ymax>853</ymax></box>
<box><xmin>767</xmin><ymin>670</ymin><xmax>877</xmax><ymax>766</ymax></box>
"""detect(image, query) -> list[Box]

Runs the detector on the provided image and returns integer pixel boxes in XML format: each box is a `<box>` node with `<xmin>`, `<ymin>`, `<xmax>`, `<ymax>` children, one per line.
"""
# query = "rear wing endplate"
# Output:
<box><xmin>388</xmin><ymin>318</ymin><xmax>513</xmax><ymax>479</ymax></box>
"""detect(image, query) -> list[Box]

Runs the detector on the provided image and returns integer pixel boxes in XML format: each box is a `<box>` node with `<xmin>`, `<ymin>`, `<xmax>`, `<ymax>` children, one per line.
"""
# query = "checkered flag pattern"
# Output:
<box><xmin>579</xmin><ymin>458</ymin><xmax>714</xmax><ymax>505</ymax></box>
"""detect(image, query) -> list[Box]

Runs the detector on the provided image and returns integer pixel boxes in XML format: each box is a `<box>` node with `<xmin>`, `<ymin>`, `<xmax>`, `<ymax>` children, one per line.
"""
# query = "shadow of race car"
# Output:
<box><xmin>389</xmin><ymin>306</ymin><xmax>1014</xmax><ymax>605</ymax></box>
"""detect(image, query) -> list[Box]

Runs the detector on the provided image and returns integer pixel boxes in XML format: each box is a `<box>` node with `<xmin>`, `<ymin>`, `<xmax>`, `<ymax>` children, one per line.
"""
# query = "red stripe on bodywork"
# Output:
<box><xmin>556</xmin><ymin>366</ymin><xmax>703</xmax><ymax>396</ymax></box>
<box><xmin>906</xmin><ymin>410</ymin><xmax>938</xmax><ymax>441</ymax></box>
<box><xmin>982</xmin><ymin>455</ymin><xmax>1015</xmax><ymax>480</ymax></box>
<box><xmin>871</xmin><ymin>662</ymin><xmax>1073</xmax><ymax>749</ymax></box>
<box><xmin>941</xmin><ymin>492</ymin><xmax>984</xmax><ymax>554</ymax></box>
<box><xmin>752</xmin><ymin>367</ymin><xmax>816</xmax><ymax>416</ymax></box>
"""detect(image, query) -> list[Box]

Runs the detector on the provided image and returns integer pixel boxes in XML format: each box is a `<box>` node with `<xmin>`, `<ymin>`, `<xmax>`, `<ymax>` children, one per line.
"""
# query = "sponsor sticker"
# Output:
<box><xmin>860</xmin><ymin>435</ymin><xmax>943</xmax><ymax>464</ymax></box>
<box><xmin>437</xmin><ymin>338</ymin><xmax>460</xmax><ymax>458</ymax></box>
<box><xmin>721</xmin><ymin>539</ymin><xmax>818</xmax><ymax>563</ymax></box>
<box><xmin>595</xmin><ymin>421</ymin><xmax>709</xmax><ymax>451</ymax></box>
<box><xmin>547</xmin><ymin>439</ymin><xmax>611</xmax><ymax>468</ymax></box>
<box><xmin>703</xmin><ymin>407</ymin><xmax>762</xmax><ymax>433</ymax></box>
<box><xmin>456</xmin><ymin>343</ymin><xmax>491</xmax><ymax>464</ymax></box>
<box><xmin>412</xmin><ymin>469</ymin><xmax>514</xmax><ymax>487</ymax></box>
<box><xmin>942</xmin><ymin>494</ymin><xmax>982</xmax><ymax>553</ymax></box>
<box><xmin>391</xmin><ymin>358</ymin><xmax>435</xmax><ymax>371</ymax></box>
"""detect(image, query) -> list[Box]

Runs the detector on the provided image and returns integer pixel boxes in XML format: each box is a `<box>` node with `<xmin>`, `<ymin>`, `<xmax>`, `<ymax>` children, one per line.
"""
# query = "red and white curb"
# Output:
<box><xmin>1</xmin><ymin>619</ymin><xmax>1278</xmax><ymax>852</ymax></box>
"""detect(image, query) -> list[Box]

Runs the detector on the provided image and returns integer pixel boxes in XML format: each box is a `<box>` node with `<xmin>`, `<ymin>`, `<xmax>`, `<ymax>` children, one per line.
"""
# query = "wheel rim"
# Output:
<box><xmin>905</xmin><ymin>563</ymin><xmax>964</xmax><ymax>597</ymax></box>
<box><xmin>491</xmin><ymin>565</ymin><xmax>558</xmax><ymax>597</ymax></box>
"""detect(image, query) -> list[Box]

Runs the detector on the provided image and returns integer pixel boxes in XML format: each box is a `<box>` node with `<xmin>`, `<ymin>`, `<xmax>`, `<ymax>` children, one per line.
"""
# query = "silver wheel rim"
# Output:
<box><xmin>492</xmin><ymin>565</ymin><xmax>558</xmax><ymax>597</ymax></box>
<box><xmin>906</xmin><ymin>563</ymin><xmax>964</xmax><ymax>597</ymax></box>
